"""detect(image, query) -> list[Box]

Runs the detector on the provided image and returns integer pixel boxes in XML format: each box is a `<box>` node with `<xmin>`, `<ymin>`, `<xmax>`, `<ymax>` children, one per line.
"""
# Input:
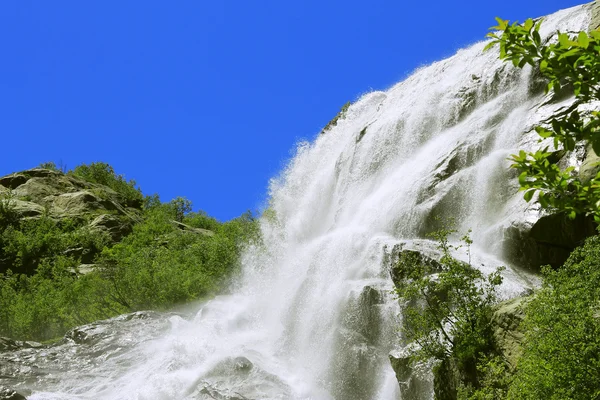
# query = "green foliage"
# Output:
<box><xmin>38</xmin><ymin>160</ymin><xmax>67</xmax><ymax>172</ymax></box>
<box><xmin>184</xmin><ymin>210</ymin><xmax>221</xmax><ymax>231</ymax></box>
<box><xmin>0</xmin><ymin>197</ymin><xmax>19</xmax><ymax>228</ymax></box>
<box><xmin>0</xmin><ymin>259</ymin><xmax>124</xmax><ymax>340</ymax></box>
<box><xmin>38</xmin><ymin>161</ymin><xmax>59</xmax><ymax>171</ymax></box>
<box><xmin>0</xmin><ymin>214</ymin><xmax>110</xmax><ymax>275</ymax></box>
<box><xmin>486</xmin><ymin>19</ymin><xmax>600</xmax><ymax>221</ymax></box>
<box><xmin>395</xmin><ymin>227</ymin><xmax>504</xmax><ymax>390</ymax></box>
<box><xmin>70</xmin><ymin>162</ymin><xmax>143</xmax><ymax>206</ymax></box>
<box><xmin>98</xmin><ymin>205</ymin><xmax>258</xmax><ymax>311</ymax></box>
<box><xmin>507</xmin><ymin>235</ymin><xmax>600</xmax><ymax>399</ymax></box>
<box><xmin>321</xmin><ymin>101</ymin><xmax>351</xmax><ymax>134</ymax></box>
<box><xmin>170</xmin><ymin>196</ymin><xmax>192</xmax><ymax>222</ymax></box>
<box><xmin>458</xmin><ymin>355</ymin><xmax>511</xmax><ymax>400</ymax></box>
<box><xmin>0</xmin><ymin>162</ymin><xmax>260</xmax><ymax>341</ymax></box>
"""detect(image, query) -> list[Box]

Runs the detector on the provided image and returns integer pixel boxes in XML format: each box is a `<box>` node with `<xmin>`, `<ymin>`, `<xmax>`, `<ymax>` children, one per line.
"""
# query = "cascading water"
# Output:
<box><xmin>1</xmin><ymin>4</ymin><xmax>593</xmax><ymax>400</ymax></box>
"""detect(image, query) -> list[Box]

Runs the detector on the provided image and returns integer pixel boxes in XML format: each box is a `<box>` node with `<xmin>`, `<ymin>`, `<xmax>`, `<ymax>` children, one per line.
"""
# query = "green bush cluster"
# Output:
<box><xmin>508</xmin><ymin>236</ymin><xmax>600</xmax><ymax>399</ymax></box>
<box><xmin>397</xmin><ymin>230</ymin><xmax>600</xmax><ymax>400</ymax></box>
<box><xmin>395</xmin><ymin>227</ymin><xmax>505</xmax><ymax>397</ymax></box>
<box><xmin>0</xmin><ymin>163</ymin><xmax>259</xmax><ymax>341</ymax></box>
<box><xmin>70</xmin><ymin>162</ymin><xmax>143</xmax><ymax>207</ymax></box>
<box><xmin>419</xmin><ymin>18</ymin><xmax>600</xmax><ymax>400</ymax></box>
<box><xmin>0</xmin><ymin>210</ymin><xmax>110</xmax><ymax>275</ymax></box>
<box><xmin>98</xmin><ymin>202</ymin><xmax>259</xmax><ymax>310</ymax></box>
<box><xmin>487</xmin><ymin>18</ymin><xmax>600</xmax><ymax>221</ymax></box>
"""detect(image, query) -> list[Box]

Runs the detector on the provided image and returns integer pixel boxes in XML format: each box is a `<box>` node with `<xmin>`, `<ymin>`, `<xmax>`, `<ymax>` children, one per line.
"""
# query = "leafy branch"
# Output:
<box><xmin>486</xmin><ymin>18</ymin><xmax>600</xmax><ymax>221</ymax></box>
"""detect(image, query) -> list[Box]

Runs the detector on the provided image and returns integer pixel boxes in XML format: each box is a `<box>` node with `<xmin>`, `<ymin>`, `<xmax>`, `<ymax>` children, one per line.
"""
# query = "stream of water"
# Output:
<box><xmin>0</xmin><ymin>4</ymin><xmax>592</xmax><ymax>399</ymax></box>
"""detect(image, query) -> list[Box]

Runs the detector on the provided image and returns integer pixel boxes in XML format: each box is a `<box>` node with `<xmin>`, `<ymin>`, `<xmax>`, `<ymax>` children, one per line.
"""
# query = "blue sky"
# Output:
<box><xmin>0</xmin><ymin>1</ymin><xmax>586</xmax><ymax>220</ymax></box>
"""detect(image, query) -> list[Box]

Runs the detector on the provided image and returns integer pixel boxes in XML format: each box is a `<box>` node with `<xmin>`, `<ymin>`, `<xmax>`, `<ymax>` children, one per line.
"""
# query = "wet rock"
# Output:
<box><xmin>0</xmin><ymin>386</ymin><xmax>27</xmax><ymax>400</ymax></box>
<box><xmin>64</xmin><ymin>311</ymin><xmax>161</xmax><ymax>345</ymax></box>
<box><xmin>503</xmin><ymin>213</ymin><xmax>596</xmax><ymax>270</ymax></box>
<box><xmin>232</xmin><ymin>357</ymin><xmax>253</xmax><ymax>372</ymax></box>
<box><xmin>389</xmin><ymin>244</ymin><xmax>443</xmax><ymax>288</ymax></box>
<box><xmin>198</xmin><ymin>384</ymin><xmax>248</xmax><ymax>400</ymax></box>
<box><xmin>389</xmin><ymin>354</ymin><xmax>432</xmax><ymax>400</ymax></box>
<box><xmin>0</xmin><ymin>337</ymin><xmax>42</xmax><ymax>352</ymax></box>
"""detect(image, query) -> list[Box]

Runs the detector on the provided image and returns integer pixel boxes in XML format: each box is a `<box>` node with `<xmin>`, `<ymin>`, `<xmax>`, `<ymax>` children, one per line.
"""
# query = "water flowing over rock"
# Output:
<box><xmin>0</xmin><ymin>3</ymin><xmax>597</xmax><ymax>400</ymax></box>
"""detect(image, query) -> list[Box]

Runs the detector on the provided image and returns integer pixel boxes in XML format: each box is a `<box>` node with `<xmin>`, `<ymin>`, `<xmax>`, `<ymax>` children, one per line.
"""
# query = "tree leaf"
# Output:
<box><xmin>592</xmin><ymin>137</ymin><xmax>600</xmax><ymax>156</ymax></box>
<box><xmin>524</xmin><ymin>190</ymin><xmax>535</xmax><ymax>202</ymax></box>
<box><xmin>578</xmin><ymin>31</ymin><xmax>589</xmax><ymax>48</ymax></box>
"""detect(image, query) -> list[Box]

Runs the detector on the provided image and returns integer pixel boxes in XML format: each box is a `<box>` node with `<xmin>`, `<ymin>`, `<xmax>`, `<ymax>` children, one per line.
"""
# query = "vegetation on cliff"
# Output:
<box><xmin>394</xmin><ymin>227</ymin><xmax>507</xmax><ymax>399</ymax></box>
<box><xmin>509</xmin><ymin>235</ymin><xmax>600</xmax><ymax>399</ymax></box>
<box><xmin>395</xmin><ymin>16</ymin><xmax>600</xmax><ymax>399</ymax></box>
<box><xmin>0</xmin><ymin>162</ymin><xmax>259</xmax><ymax>341</ymax></box>
<box><xmin>487</xmin><ymin>17</ymin><xmax>600</xmax><ymax>221</ymax></box>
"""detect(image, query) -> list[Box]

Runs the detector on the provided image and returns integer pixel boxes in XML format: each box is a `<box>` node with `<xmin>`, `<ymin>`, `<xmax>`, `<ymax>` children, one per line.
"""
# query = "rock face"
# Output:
<box><xmin>492</xmin><ymin>296</ymin><xmax>530</xmax><ymax>368</ymax></box>
<box><xmin>0</xmin><ymin>168</ymin><xmax>143</xmax><ymax>273</ymax></box>
<box><xmin>0</xmin><ymin>337</ymin><xmax>42</xmax><ymax>352</ymax></box>
<box><xmin>0</xmin><ymin>387</ymin><xmax>27</xmax><ymax>400</ymax></box>
<box><xmin>503</xmin><ymin>213</ymin><xmax>596</xmax><ymax>270</ymax></box>
<box><xmin>389</xmin><ymin>355</ymin><xmax>432</xmax><ymax>400</ymax></box>
<box><xmin>591</xmin><ymin>0</ymin><xmax>600</xmax><ymax>31</ymax></box>
<box><xmin>1</xmin><ymin>168</ymin><xmax>141</xmax><ymax>224</ymax></box>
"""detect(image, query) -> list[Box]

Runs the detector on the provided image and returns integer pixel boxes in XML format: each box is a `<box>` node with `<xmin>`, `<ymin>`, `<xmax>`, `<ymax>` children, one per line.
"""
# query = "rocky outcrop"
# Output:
<box><xmin>388</xmin><ymin>240</ymin><xmax>443</xmax><ymax>288</ymax></box>
<box><xmin>591</xmin><ymin>0</ymin><xmax>600</xmax><ymax>31</ymax></box>
<box><xmin>503</xmin><ymin>213</ymin><xmax>596</xmax><ymax>270</ymax></box>
<box><xmin>170</xmin><ymin>220</ymin><xmax>215</xmax><ymax>236</ymax></box>
<box><xmin>492</xmin><ymin>296</ymin><xmax>530</xmax><ymax>368</ymax></box>
<box><xmin>0</xmin><ymin>168</ymin><xmax>144</xmax><ymax>273</ymax></box>
<box><xmin>389</xmin><ymin>354</ymin><xmax>432</xmax><ymax>400</ymax></box>
<box><xmin>0</xmin><ymin>387</ymin><xmax>27</xmax><ymax>400</ymax></box>
<box><xmin>0</xmin><ymin>337</ymin><xmax>41</xmax><ymax>352</ymax></box>
<box><xmin>1</xmin><ymin>168</ymin><xmax>142</xmax><ymax>224</ymax></box>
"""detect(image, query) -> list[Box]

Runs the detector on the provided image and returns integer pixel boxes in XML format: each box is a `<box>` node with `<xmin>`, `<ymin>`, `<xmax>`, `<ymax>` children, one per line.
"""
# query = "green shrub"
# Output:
<box><xmin>0</xmin><ymin>216</ymin><xmax>109</xmax><ymax>275</ymax></box>
<box><xmin>98</xmin><ymin>206</ymin><xmax>259</xmax><ymax>311</ymax></box>
<box><xmin>0</xmin><ymin>261</ymin><xmax>124</xmax><ymax>340</ymax></box>
<box><xmin>508</xmin><ymin>235</ymin><xmax>600</xmax><ymax>399</ymax></box>
<box><xmin>395</xmin><ymin>227</ymin><xmax>504</xmax><ymax>395</ymax></box>
<box><xmin>38</xmin><ymin>161</ymin><xmax>59</xmax><ymax>171</ymax></box>
<box><xmin>0</xmin><ymin>163</ymin><xmax>259</xmax><ymax>342</ymax></box>
<box><xmin>70</xmin><ymin>162</ymin><xmax>143</xmax><ymax>207</ymax></box>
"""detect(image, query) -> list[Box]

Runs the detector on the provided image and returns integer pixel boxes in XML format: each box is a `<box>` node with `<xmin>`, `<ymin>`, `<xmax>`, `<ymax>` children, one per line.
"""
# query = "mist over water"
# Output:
<box><xmin>7</xmin><ymin>4</ymin><xmax>591</xmax><ymax>400</ymax></box>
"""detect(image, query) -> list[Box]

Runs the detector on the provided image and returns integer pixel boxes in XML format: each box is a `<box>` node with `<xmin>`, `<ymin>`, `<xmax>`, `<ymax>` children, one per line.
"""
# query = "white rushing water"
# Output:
<box><xmin>15</xmin><ymin>4</ymin><xmax>591</xmax><ymax>400</ymax></box>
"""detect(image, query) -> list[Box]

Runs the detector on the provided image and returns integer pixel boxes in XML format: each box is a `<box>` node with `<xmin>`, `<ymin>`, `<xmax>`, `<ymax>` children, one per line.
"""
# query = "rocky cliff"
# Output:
<box><xmin>0</xmin><ymin>167</ymin><xmax>143</xmax><ymax>274</ymax></box>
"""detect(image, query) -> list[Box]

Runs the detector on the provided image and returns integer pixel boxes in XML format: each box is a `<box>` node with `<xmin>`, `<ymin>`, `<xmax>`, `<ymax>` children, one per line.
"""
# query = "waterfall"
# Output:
<box><xmin>8</xmin><ymin>4</ymin><xmax>592</xmax><ymax>400</ymax></box>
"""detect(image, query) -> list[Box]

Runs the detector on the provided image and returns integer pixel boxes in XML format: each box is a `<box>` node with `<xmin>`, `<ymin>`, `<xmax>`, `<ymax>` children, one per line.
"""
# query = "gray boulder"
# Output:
<box><xmin>0</xmin><ymin>387</ymin><xmax>27</xmax><ymax>400</ymax></box>
<box><xmin>389</xmin><ymin>354</ymin><xmax>432</xmax><ymax>400</ymax></box>
<box><xmin>492</xmin><ymin>296</ymin><xmax>531</xmax><ymax>368</ymax></box>
<box><xmin>503</xmin><ymin>213</ymin><xmax>596</xmax><ymax>270</ymax></box>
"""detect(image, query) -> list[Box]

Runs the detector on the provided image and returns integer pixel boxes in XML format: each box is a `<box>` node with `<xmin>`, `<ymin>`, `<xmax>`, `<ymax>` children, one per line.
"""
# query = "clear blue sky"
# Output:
<box><xmin>0</xmin><ymin>1</ymin><xmax>586</xmax><ymax>221</ymax></box>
